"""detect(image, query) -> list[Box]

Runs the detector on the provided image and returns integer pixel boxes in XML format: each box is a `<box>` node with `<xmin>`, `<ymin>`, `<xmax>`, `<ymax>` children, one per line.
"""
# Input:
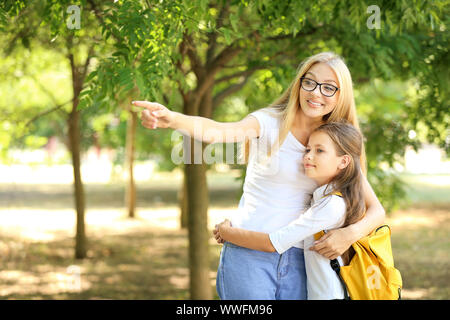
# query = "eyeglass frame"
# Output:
<box><xmin>300</xmin><ymin>77</ymin><xmax>339</xmax><ymax>97</ymax></box>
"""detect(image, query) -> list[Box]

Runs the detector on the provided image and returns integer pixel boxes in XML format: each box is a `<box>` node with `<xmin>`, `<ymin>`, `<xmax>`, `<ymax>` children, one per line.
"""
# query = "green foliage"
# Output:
<box><xmin>1</xmin><ymin>0</ymin><xmax>449</xmax><ymax>211</ymax></box>
<box><xmin>78</xmin><ymin>0</ymin><xmax>184</xmax><ymax>110</ymax></box>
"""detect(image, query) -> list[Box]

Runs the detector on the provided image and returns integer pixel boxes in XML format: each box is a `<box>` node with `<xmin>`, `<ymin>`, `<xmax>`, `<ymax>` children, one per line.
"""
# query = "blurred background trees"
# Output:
<box><xmin>1</xmin><ymin>0</ymin><xmax>448</xmax><ymax>299</ymax></box>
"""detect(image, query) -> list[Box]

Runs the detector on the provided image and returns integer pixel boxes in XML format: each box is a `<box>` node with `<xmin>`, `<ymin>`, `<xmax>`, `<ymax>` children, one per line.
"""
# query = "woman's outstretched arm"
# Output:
<box><xmin>132</xmin><ymin>100</ymin><xmax>260</xmax><ymax>144</ymax></box>
<box><xmin>309</xmin><ymin>175</ymin><xmax>385</xmax><ymax>260</ymax></box>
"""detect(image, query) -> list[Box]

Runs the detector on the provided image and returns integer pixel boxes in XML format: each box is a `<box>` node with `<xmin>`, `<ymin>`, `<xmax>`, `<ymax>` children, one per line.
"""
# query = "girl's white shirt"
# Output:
<box><xmin>269</xmin><ymin>184</ymin><xmax>347</xmax><ymax>300</ymax></box>
<box><xmin>230</xmin><ymin>108</ymin><xmax>317</xmax><ymax>249</ymax></box>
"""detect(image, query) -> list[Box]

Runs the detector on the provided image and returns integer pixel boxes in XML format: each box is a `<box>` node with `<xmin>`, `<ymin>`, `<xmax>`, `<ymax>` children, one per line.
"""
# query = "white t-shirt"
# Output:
<box><xmin>230</xmin><ymin>107</ymin><xmax>317</xmax><ymax>249</ymax></box>
<box><xmin>269</xmin><ymin>184</ymin><xmax>347</xmax><ymax>300</ymax></box>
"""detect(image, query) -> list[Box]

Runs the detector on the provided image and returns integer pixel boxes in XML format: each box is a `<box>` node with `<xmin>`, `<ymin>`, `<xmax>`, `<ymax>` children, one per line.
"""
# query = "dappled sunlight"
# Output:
<box><xmin>0</xmin><ymin>268</ymin><xmax>91</xmax><ymax>296</ymax></box>
<box><xmin>168</xmin><ymin>268</ymin><xmax>189</xmax><ymax>290</ymax></box>
<box><xmin>0</xmin><ymin>177</ymin><xmax>447</xmax><ymax>299</ymax></box>
<box><xmin>401</xmin><ymin>288</ymin><xmax>430</xmax><ymax>299</ymax></box>
<box><xmin>0</xmin><ymin>161</ymin><xmax>166</xmax><ymax>184</ymax></box>
<box><xmin>0</xmin><ymin>205</ymin><xmax>238</xmax><ymax>244</ymax></box>
<box><xmin>0</xmin><ymin>207</ymin><xmax>179</xmax><ymax>243</ymax></box>
<box><xmin>0</xmin><ymin>209</ymin><xmax>75</xmax><ymax>242</ymax></box>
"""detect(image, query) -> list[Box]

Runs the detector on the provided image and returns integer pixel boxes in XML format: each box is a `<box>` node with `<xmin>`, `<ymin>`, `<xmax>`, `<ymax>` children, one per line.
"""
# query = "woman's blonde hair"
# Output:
<box><xmin>242</xmin><ymin>52</ymin><xmax>367</xmax><ymax>174</ymax></box>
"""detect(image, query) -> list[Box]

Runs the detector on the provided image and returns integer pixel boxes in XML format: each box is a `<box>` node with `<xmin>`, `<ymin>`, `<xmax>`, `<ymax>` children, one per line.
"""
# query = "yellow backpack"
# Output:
<box><xmin>315</xmin><ymin>192</ymin><xmax>403</xmax><ymax>300</ymax></box>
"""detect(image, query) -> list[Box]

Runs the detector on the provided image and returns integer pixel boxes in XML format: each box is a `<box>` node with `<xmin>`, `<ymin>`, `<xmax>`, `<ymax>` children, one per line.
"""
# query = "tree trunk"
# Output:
<box><xmin>185</xmin><ymin>149</ymin><xmax>211</xmax><ymax>300</ymax></box>
<box><xmin>125</xmin><ymin>105</ymin><xmax>137</xmax><ymax>218</ymax></box>
<box><xmin>68</xmin><ymin>90</ymin><xmax>86</xmax><ymax>260</ymax></box>
<box><xmin>179</xmin><ymin>170</ymin><xmax>188</xmax><ymax>229</ymax></box>
<box><xmin>68</xmin><ymin>45</ymin><xmax>89</xmax><ymax>260</ymax></box>
<box><xmin>68</xmin><ymin>110</ymin><xmax>86</xmax><ymax>259</ymax></box>
<box><xmin>184</xmin><ymin>87</ymin><xmax>214</xmax><ymax>299</ymax></box>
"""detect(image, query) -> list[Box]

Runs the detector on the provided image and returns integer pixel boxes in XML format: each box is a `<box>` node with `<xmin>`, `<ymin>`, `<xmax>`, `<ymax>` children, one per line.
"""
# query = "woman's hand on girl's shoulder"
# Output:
<box><xmin>309</xmin><ymin>228</ymin><xmax>352</xmax><ymax>260</ymax></box>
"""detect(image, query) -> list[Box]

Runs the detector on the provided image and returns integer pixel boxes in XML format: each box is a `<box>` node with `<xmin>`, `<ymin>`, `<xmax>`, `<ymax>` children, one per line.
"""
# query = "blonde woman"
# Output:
<box><xmin>133</xmin><ymin>52</ymin><xmax>385</xmax><ymax>300</ymax></box>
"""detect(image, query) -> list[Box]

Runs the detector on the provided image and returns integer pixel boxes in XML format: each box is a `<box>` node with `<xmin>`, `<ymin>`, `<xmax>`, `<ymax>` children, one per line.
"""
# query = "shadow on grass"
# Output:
<box><xmin>0</xmin><ymin>183</ymin><xmax>242</xmax><ymax>210</ymax></box>
<box><xmin>0</xmin><ymin>229</ymin><xmax>222</xmax><ymax>300</ymax></box>
<box><xmin>1</xmin><ymin>179</ymin><xmax>449</xmax><ymax>300</ymax></box>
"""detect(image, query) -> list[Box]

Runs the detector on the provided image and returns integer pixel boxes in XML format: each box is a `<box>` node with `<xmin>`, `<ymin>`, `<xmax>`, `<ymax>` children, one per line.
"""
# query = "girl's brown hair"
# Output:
<box><xmin>314</xmin><ymin>121</ymin><xmax>366</xmax><ymax>227</ymax></box>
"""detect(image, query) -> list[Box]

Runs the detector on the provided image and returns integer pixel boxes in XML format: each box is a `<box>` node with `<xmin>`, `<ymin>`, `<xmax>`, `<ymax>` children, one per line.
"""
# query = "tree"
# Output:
<box><xmin>4</xmin><ymin>0</ymin><xmax>447</xmax><ymax>299</ymax></box>
<box><xmin>1</xmin><ymin>0</ymin><xmax>105</xmax><ymax>259</ymax></box>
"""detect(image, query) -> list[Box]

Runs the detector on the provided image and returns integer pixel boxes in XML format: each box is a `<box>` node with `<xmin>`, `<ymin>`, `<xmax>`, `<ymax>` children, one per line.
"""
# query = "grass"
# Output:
<box><xmin>401</xmin><ymin>173</ymin><xmax>450</xmax><ymax>207</ymax></box>
<box><xmin>0</xmin><ymin>172</ymin><xmax>448</xmax><ymax>300</ymax></box>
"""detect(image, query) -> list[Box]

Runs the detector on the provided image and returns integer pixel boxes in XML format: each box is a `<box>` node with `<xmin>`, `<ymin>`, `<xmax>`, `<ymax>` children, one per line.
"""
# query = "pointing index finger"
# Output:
<box><xmin>131</xmin><ymin>101</ymin><xmax>163</xmax><ymax>111</ymax></box>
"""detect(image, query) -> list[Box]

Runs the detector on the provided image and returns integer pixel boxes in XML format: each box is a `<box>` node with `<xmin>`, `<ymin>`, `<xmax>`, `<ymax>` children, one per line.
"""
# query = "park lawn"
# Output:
<box><xmin>0</xmin><ymin>173</ymin><xmax>448</xmax><ymax>300</ymax></box>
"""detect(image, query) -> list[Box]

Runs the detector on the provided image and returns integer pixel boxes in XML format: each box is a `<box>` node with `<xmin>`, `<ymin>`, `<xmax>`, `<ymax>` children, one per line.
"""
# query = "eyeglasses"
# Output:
<box><xmin>300</xmin><ymin>77</ymin><xmax>339</xmax><ymax>97</ymax></box>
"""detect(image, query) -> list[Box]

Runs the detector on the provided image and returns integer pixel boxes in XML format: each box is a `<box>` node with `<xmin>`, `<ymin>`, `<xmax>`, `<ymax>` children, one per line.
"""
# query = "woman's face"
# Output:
<box><xmin>299</xmin><ymin>62</ymin><xmax>340</xmax><ymax>120</ymax></box>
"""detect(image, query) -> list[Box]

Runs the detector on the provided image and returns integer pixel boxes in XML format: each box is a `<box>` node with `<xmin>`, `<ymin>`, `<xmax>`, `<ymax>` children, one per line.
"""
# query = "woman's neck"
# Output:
<box><xmin>293</xmin><ymin>108</ymin><xmax>323</xmax><ymax>132</ymax></box>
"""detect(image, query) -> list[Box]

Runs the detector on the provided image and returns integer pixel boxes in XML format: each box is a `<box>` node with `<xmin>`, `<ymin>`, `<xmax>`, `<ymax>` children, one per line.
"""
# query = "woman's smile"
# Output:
<box><xmin>306</xmin><ymin>99</ymin><xmax>324</xmax><ymax>108</ymax></box>
<box><xmin>299</xmin><ymin>62</ymin><xmax>339</xmax><ymax>119</ymax></box>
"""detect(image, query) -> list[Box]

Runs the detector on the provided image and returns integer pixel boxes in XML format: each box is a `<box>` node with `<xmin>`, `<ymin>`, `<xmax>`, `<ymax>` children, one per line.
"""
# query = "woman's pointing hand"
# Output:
<box><xmin>132</xmin><ymin>101</ymin><xmax>174</xmax><ymax>129</ymax></box>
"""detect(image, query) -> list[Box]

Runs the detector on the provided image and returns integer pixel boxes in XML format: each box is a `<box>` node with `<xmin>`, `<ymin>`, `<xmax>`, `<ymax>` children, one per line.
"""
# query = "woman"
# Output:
<box><xmin>132</xmin><ymin>52</ymin><xmax>385</xmax><ymax>299</ymax></box>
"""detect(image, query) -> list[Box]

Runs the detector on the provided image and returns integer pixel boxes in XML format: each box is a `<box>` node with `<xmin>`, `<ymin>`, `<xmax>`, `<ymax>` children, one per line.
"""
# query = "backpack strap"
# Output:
<box><xmin>324</xmin><ymin>191</ymin><xmax>343</xmax><ymax>198</ymax></box>
<box><xmin>330</xmin><ymin>259</ymin><xmax>350</xmax><ymax>300</ymax></box>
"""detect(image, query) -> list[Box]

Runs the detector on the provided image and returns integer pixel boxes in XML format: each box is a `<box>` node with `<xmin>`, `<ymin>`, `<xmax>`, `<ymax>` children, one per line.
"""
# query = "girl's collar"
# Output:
<box><xmin>313</xmin><ymin>183</ymin><xmax>339</xmax><ymax>202</ymax></box>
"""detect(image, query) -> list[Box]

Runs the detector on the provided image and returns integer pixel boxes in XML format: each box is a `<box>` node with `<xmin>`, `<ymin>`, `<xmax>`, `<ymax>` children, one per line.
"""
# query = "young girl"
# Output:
<box><xmin>214</xmin><ymin>121</ymin><xmax>365</xmax><ymax>300</ymax></box>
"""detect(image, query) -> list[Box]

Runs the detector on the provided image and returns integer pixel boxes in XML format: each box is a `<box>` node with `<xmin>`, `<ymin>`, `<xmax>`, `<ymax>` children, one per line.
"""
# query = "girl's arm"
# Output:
<box><xmin>310</xmin><ymin>175</ymin><xmax>385</xmax><ymax>259</ymax></box>
<box><xmin>215</xmin><ymin>220</ymin><xmax>276</xmax><ymax>252</ymax></box>
<box><xmin>215</xmin><ymin>195</ymin><xmax>346</xmax><ymax>254</ymax></box>
<box><xmin>132</xmin><ymin>101</ymin><xmax>260</xmax><ymax>144</ymax></box>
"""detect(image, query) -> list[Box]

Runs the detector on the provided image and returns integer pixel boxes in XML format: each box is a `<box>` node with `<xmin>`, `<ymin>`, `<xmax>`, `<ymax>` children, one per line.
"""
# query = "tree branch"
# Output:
<box><xmin>87</xmin><ymin>0</ymin><xmax>123</xmax><ymax>42</ymax></box>
<box><xmin>81</xmin><ymin>45</ymin><xmax>95</xmax><ymax>81</ymax></box>
<box><xmin>212</xmin><ymin>71</ymin><xmax>254</xmax><ymax>110</ymax></box>
<box><xmin>215</xmin><ymin>67</ymin><xmax>262</xmax><ymax>84</ymax></box>
<box><xmin>206</xmin><ymin>1</ymin><xmax>230</xmax><ymax>63</ymax></box>
<box><xmin>208</xmin><ymin>44</ymin><xmax>242</xmax><ymax>74</ymax></box>
<box><xmin>263</xmin><ymin>26</ymin><xmax>319</xmax><ymax>41</ymax></box>
<box><xmin>183</xmin><ymin>33</ymin><xmax>204</xmax><ymax>79</ymax></box>
<box><xmin>24</xmin><ymin>99</ymin><xmax>73</xmax><ymax>127</ymax></box>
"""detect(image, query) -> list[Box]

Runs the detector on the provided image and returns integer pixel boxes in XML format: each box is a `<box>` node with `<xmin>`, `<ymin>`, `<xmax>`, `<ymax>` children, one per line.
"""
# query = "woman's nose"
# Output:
<box><xmin>312</xmin><ymin>85</ymin><xmax>321</xmax><ymax>97</ymax></box>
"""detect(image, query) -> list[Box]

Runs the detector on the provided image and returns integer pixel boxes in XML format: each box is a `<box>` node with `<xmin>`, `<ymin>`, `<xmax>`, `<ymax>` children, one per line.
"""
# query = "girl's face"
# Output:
<box><xmin>303</xmin><ymin>131</ymin><xmax>349</xmax><ymax>186</ymax></box>
<box><xmin>299</xmin><ymin>62</ymin><xmax>339</xmax><ymax>120</ymax></box>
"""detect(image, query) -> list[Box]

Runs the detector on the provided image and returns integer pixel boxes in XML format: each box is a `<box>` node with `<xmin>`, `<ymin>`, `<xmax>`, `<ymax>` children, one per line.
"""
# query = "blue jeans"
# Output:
<box><xmin>216</xmin><ymin>241</ymin><xmax>307</xmax><ymax>300</ymax></box>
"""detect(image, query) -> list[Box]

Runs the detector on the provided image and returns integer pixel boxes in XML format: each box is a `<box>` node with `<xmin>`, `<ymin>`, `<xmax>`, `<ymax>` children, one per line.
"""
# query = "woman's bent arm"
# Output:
<box><xmin>347</xmin><ymin>174</ymin><xmax>386</xmax><ymax>240</ymax></box>
<box><xmin>310</xmin><ymin>175</ymin><xmax>385</xmax><ymax>259</ymax></box>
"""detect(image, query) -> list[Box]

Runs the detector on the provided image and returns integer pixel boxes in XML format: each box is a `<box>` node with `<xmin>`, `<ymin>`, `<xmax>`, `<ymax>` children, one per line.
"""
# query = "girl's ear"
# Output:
<box><xmin>338</xmin><ymin>155</ymin><xmax>351</xmax><ymax>170</ymax></box>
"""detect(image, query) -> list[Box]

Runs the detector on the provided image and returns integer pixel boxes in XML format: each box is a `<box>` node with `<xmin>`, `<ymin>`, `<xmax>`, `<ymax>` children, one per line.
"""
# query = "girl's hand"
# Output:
<box><xmin>213</xmin><ymin>226</ymin><xmax>224</xmax><ymax>244</ymax></box>
<box><xmin>132</xmin><ymin>101</ymin><xmax>174</xmax><ymax>129</ymax></box>
<box><xmin>213</xmin><ymin>219</ymin><xmax>232</xmax><ymax>244</ymax></box>
<box><xmin>309</xmin><ymin>228</ymin><xmax>353</xmax><ymax>260</ymax></box>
